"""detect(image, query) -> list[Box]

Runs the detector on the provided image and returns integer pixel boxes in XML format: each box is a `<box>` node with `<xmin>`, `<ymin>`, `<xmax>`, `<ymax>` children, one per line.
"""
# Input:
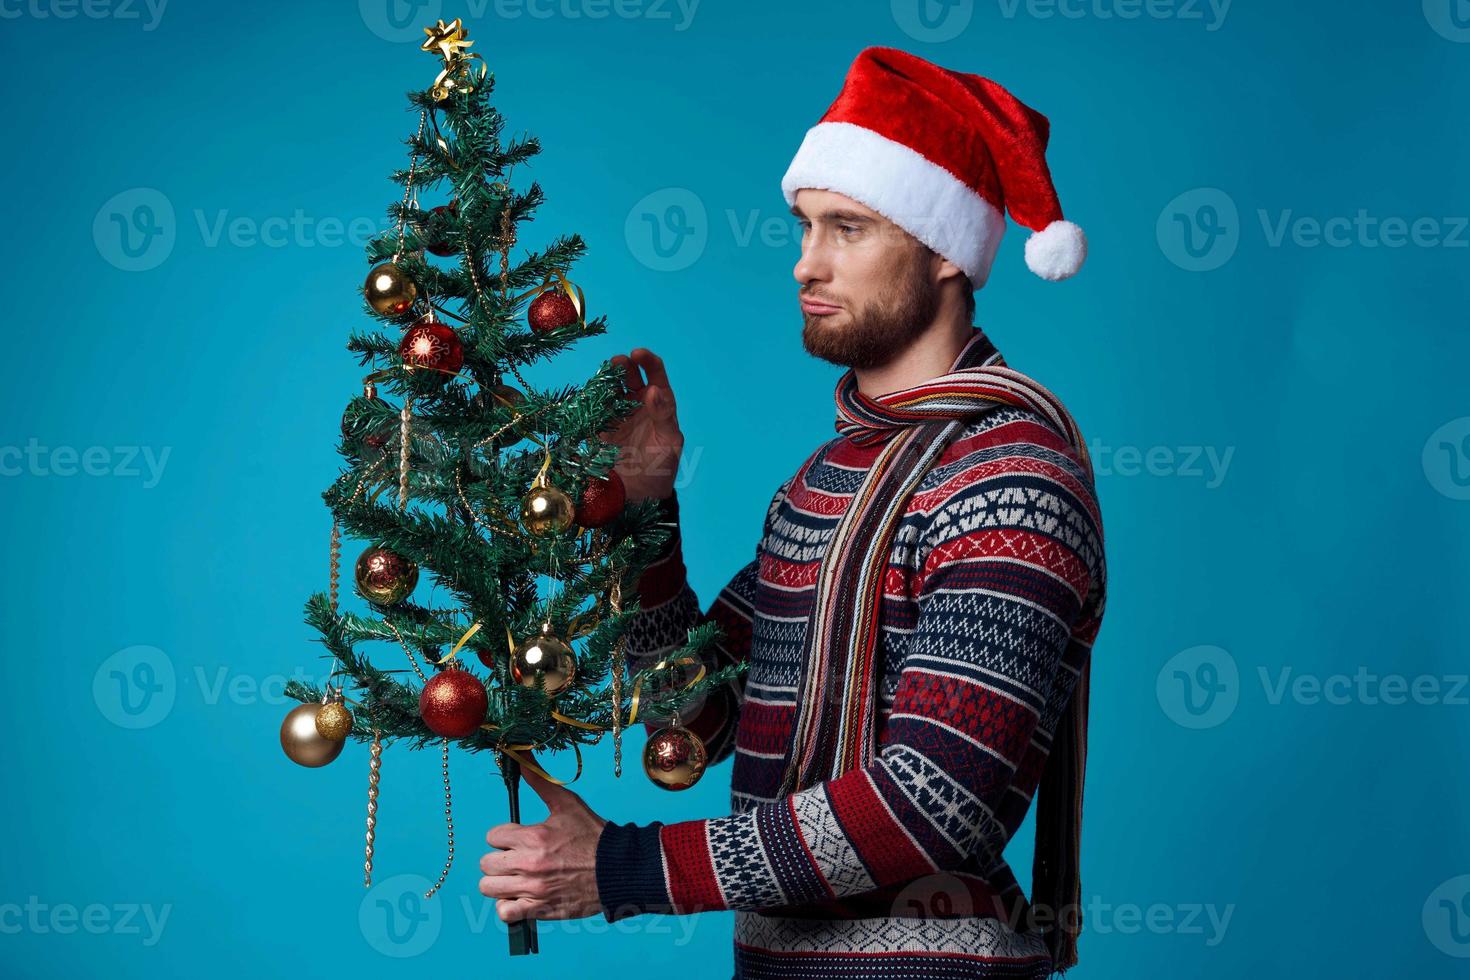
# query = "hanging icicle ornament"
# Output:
<box><xmin>363</xmin><ymin>729</ymin><xmax>382</xmax><ymax>888</ymax></box>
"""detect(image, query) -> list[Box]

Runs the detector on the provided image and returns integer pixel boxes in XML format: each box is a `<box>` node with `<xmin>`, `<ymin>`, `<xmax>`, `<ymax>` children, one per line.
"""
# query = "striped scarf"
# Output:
<box><xmin>775</xmin><ymin>326</ymin><xmax>1093</xmax><ymax>973</ymax></box>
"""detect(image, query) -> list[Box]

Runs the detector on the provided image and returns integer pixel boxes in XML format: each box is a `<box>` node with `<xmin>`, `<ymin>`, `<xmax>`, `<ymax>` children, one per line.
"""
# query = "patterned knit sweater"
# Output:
<box><xmin>595</xmin><ymin>349</ymin><xmax>1107</xmax><ymax>979</ymax></box>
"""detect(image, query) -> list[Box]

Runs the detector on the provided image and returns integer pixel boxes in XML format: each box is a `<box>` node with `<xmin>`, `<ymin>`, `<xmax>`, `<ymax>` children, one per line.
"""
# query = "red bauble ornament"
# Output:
<box><xmin>425</xmin><ymin>201</ymin><xmax>459</xmax><ymax>257</ymax></box>
<box><xmin>419</xmin><ymin>667</ymin><xmax>488</xmax><ymax>738</ymax></box>
<box><xmin>399</xmin><ymin>316</ymin><xmax>464</xmax><ymax>377</ymax></box>
<box><xmin>528</xmin><ymin>290</ymin><xmax>580</xmax><ymax>333</ymax></box>
<box><xmin>575</xmin><ymin>470</ymin><xmax>626</xmax><ymax>528</ymax></box>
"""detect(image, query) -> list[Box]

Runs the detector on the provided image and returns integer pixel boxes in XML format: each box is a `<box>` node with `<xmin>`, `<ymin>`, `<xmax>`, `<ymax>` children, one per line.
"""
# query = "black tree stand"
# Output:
<box><xmin>499</xmin><ymin>753</ymin><xmax>539</xmax><ymax>955</ymax></box>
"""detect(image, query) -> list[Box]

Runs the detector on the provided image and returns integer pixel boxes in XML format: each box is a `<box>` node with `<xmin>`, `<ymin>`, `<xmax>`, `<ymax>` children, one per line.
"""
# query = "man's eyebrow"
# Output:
<box><xmin>788</xmin><ymin>205</ymin><xmax>876</xmax><ymax>224</ymax></box>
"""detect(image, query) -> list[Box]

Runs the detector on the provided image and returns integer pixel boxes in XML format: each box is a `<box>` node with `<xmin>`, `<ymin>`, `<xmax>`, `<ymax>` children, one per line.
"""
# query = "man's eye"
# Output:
<box><xmin>839</xmin><ymin>224</ymin><xmax>861</xmax><ymax>236</ymax></box>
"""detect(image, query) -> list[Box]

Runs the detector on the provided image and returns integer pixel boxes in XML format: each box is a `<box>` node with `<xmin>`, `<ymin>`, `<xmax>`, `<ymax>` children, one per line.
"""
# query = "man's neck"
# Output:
<box><xmin>854</xmin><ymin>318</ymin><xmax>975</xmax><ymax>399</ymax></box>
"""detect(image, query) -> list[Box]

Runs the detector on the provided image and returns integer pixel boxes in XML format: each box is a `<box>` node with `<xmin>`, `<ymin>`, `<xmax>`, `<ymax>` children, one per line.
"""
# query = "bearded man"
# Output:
<box><xmin>479</xmin><ymin>45</ymin><xmax>1106</xmax><ymax>980</ymax></box>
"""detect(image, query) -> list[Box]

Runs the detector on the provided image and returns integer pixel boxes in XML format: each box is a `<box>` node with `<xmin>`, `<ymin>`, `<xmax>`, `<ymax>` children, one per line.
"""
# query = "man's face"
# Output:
<box><xmin>791</xmin><ymin>188</ymin><xmax>942</xmax><ymax>371</ymax></box>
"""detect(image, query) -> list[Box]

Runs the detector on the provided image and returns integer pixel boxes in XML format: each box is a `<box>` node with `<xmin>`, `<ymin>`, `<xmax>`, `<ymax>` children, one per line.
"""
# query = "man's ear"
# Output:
<box><xmin>932</xmin><ymin>253</ymin><xmax>967</xmax><ymax>288</ymax></box>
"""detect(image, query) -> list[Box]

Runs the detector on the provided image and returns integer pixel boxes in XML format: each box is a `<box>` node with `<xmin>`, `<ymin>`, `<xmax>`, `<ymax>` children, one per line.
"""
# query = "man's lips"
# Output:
<box><xmin>800</xmin><ymin>296</ymin><xmax>841</xmax><ymax>315</ymax></box>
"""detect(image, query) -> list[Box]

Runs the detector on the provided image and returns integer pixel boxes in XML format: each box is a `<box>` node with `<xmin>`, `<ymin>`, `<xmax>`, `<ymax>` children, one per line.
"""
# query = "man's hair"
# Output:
<box><xmin>964</xmin><ymin>278</ymin><xmax>976</xmax><ymax>324</ymax></box>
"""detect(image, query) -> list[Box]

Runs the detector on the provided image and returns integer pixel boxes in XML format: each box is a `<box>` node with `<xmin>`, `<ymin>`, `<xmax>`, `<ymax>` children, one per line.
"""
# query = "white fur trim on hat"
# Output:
<box><xmin>1024</xmin><ymin>219</ymin><xmax>1087</xmax><ymax>281</ymax></box>
<box><xmin>781</xmin><ymin>121</ymin><xmax>1007</xmax><ymax>288</ymax></box>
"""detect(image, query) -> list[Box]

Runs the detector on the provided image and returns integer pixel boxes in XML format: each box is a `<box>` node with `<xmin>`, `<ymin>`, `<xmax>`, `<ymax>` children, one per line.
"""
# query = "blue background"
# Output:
<box><xmin>3</xmin><ymin>0</ymin><xmax>1468</xmax><ymax>976</ymax></box>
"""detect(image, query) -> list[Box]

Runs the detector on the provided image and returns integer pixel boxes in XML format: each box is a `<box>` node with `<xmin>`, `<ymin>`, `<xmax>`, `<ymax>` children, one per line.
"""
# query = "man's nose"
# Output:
<box><xmin>793</xmin><ymin>241</ymin><xmax>827</xmax><ymax>285</ymax></box>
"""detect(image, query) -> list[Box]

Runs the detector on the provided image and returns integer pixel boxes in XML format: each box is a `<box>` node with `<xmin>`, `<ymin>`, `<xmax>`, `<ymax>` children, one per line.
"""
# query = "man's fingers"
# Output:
<box><xmin>646</xmin><ymin>385</ymin><xmax>668</xmax><ymax>418</ymax></box>
<box><xmin>631</xmin><ymin>348</ymin><xmax>671</xmax><ymax>391</ymax></box>
<box><xmin>478</xmin><ymin>873</ymin><xmax>530</xmax><ymax>899</ymax></box>
<box><xmin>521</xmin><ymin>767</ymin><xmax>572</xmax><ymax>810</ymax></box>
<box><xmin>496</xmin><ymin>897</ymin><xmax>549</xmax><ymax>922</ymax></box>
<box><xmin>480</xmin><ymin>849</ymin><xmax>531</xmax><ymax>876</ymax></box>
<box><xmin>485</xmin><ymin>823</ymin><xmax>534</xmax><ymax>849</ymax></box>
<box><xmin>612</xmin><ymin>353</ymin><xmax>645</xmax><ymax>394</ymax></box>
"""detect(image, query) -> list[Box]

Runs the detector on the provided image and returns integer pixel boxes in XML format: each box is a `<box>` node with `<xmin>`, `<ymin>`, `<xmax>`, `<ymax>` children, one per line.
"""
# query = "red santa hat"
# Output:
<box><xmin>781</xmin><ymin>47</ymin><xmax>1086</xmax><ymax>287</ymax></box>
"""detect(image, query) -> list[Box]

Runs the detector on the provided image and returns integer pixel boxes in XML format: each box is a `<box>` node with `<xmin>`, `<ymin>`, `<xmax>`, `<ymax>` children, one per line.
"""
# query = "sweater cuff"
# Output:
<box><xmin>635</xmin><ymin>492</ymin><xmax>688</xmax><ymax>607</ymax></box>
<box><xmin>595</xmin><ymin>819</ymin><xmax>673</xmax><ymax>921</ymax></box>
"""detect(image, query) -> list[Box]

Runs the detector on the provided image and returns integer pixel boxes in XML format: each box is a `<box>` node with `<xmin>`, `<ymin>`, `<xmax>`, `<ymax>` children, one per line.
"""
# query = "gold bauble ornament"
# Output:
<box><xmin>280</xmin><ymin>703</ymin><xmax>346</xmax><ymax>768</ymax></box>
<box><xmin>354</xmin><ymin>545</ymin><xmax>419</xmax><ymax>605</ymax></box>
<box><xmin>315</xmin><ymin>700</ymin><xmax>354</xmax><ymax>741</ymax></box>
<box><xmin>364</xmin><ymin>261</ymin><xmax>418</xmax><ymax>315</ymax></box>
<box><xmin>643</xmin><ymin>724</ymin><xmax>708</xmax><ymax>791</ymax></box>
<box><xmin>510</xmin><ymin>626</ymin><xmax>577</xmax><ymax>697</ymax></box>
<box><xmin>519</xmin><ymin>484</ymin><xmax>574</xmax><ymax>536</ymax></box>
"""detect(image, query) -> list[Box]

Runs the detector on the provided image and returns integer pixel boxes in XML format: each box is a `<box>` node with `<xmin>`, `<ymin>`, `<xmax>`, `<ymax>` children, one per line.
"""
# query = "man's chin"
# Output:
<box><xmin>802</xmin><ymin>313</ymin><xmax>887</xmax><ymax>369</ymax></box>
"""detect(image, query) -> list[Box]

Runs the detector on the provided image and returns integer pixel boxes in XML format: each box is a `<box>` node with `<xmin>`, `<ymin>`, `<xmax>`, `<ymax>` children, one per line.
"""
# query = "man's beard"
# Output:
<box><xmin>800</xmin><ymin>253</ymin><xmax>940</xmax><ymax>370</ymax></box>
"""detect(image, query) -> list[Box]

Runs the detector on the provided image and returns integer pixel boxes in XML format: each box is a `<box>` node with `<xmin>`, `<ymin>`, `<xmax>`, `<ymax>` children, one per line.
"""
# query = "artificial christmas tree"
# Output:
<box><xmin>280</xmin><ymin>18</ymin><xmax>739</xmax><ymax>956</ymax></box>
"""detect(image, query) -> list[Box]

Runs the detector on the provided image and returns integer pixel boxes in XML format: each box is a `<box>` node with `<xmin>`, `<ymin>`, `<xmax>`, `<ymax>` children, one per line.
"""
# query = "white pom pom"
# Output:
<box><xmin>1024</xmin><ymin>220</ymin><xmax>1087</xmax><ymax>281</ymax></box>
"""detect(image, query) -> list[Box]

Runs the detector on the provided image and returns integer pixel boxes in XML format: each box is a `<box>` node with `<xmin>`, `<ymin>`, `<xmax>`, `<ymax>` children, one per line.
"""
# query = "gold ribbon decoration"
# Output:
<box><xmin>421</xmin><ymin>17</ymin><xmax>487</xmax><ymax>102</ymax></box>
<box><xmin>421</xmin><ymin>18</ymin><xmax>474</xmax><ymax>60</ymax></box>
<box><xmin>474</xmin><ymin>655</ymin><xmax>706</xmax><ymax>785</ymax></box>
<box><xmin>434</xmin><ymin>620</ymin><xmax>483</xmax><ymax>665</ymax></box>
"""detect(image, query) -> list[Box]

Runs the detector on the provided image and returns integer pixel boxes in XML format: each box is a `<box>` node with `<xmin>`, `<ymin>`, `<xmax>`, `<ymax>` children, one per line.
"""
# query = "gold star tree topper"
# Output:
<box><xmin>421</xmin><ymin>18</ymin><xmax>475</xmax><ymax>63</ymax></box>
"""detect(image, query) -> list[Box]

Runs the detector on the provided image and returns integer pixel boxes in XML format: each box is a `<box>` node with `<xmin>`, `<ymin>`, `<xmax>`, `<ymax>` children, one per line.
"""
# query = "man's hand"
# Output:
<box><xmin>479</xmin><ymin>768</ymin><xmax>609</xmax><ymax>923</ymax></box>
<box><xmin>602</xmin><ymin>348</ymin><xmax>684</xmax><ymax>502</ymax></box>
